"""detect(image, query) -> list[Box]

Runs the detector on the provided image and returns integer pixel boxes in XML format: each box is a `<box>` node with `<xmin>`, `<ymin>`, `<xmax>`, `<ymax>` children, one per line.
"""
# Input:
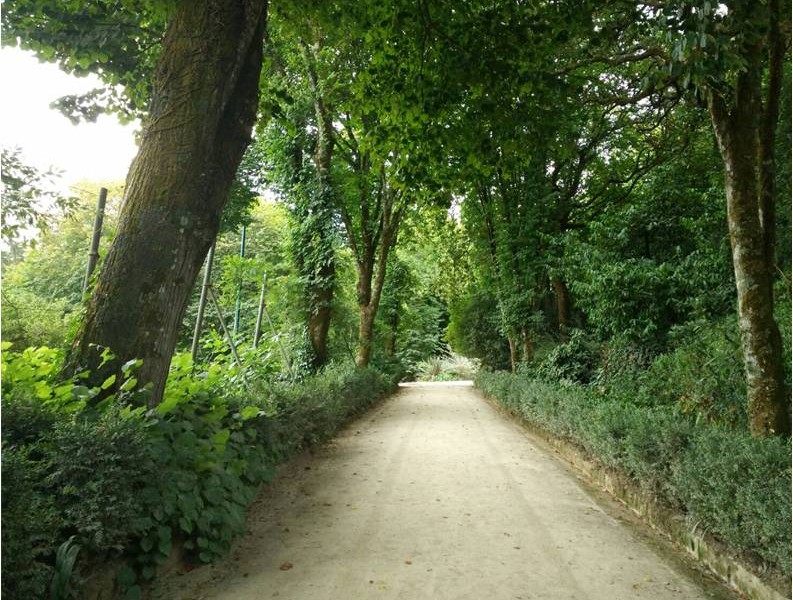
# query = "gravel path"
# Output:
<box><xmin>150</xmin><ymin>381</ymin><xmax>735</xmax><ymax>600</ymax></box>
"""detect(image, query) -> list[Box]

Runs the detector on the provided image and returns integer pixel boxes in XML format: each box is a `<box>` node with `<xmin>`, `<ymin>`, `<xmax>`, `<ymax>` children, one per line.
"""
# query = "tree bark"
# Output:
<box><xmin>521</xmin><ymin>328</ymin><xmax>534</xmax><ymax>363</ymax></box>
<box><xmin>356</xmin><ymin>304</ymin><xmax>377</xmax><ymax>368</ymax></box>
<box><xmin>708</xmin><ymin>68</ymin><xmax>789</xmax><ymax>436</ymax></box>
<box><xmin>64</xmin><ymin>0</ymin><xmax>268</xmax><ymax>406</ymax></box>
<box><xmin>354</xmin><ymin>211</ymin><xmax>398</xmax><ymax>368</ymax></box>
<box><xmin>508</xmin><ymin>337</ymin><xmax>518</xmax><ymax>373</ymax></box>
<box><xmin>552</xmin><ymin>276</ymin><xmax>571</xmax><ymax>340</ymax></box>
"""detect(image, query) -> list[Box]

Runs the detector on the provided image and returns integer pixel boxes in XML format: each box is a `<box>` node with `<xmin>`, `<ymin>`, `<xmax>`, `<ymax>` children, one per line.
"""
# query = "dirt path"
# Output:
<box><xmin>151</xmin><ymin>381</ymin><xmax>735</xmax><ymax>600</ymax></box>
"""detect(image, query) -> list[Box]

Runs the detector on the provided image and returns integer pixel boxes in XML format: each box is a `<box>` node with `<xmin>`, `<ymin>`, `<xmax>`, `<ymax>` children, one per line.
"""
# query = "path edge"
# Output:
<box><xmin>478</xmin><ymin>390</ymin><xmax>791</xmax><ymax>600</ymax></box>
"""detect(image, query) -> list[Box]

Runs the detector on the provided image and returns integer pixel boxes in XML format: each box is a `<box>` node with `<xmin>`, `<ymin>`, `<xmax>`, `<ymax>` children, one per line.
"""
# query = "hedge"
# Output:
<box><xmin>476</xmin><ymin>370</ymin><xmax>792</xmax><ymax>576</ymax></box>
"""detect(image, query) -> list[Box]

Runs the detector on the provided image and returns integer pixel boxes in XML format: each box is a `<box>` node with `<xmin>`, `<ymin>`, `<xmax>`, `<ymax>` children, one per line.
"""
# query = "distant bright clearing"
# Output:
<box><xmin>1</xmin><ymin>47</ymin><xmax>140</xmax><ymax>187</ymax></box>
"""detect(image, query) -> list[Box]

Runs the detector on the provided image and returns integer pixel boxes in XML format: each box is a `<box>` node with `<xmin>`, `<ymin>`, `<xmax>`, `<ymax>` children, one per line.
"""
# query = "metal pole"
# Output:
<box><xmin>208</xmin><ymin>286</ymin><xmax>243</xmax><ymax>368</ymax></box>
<box><xmin>82</xmin><ymin>187</ymin><xmax>107</xmax><ymax>293</ymax></box>
<box><xmin>233</xmin><ymin>225</ymin><xmax>247</xmax><ymax>334</ymax></box>
<box><xmin>253</xmin><ymin>273</ymin><xmax>267</xmax><ymax>349</ymax></box>
<box><xmin>191</xmin><ymin>243</ymin><xmax>215</xmax><ymax>362</ymax></box>
<box><xmin>262</xmin><ymin>300</ymin><xmax>293</xmax><ymax>378</ymax></box>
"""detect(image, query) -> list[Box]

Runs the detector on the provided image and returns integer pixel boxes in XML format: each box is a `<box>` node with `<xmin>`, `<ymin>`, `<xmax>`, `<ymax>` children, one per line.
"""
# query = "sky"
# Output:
<box><xmin>1</xmin><ymin>47</ymin><xmax>140</xmax><ymax>189</ymax></box>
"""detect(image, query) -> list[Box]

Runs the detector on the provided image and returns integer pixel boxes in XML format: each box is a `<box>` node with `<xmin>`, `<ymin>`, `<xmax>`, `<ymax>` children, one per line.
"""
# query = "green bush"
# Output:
<box><xmin>534</xmin><ymin>330</ymin><xmax>601</xmax><ymax>385</ymax></box>
<box><xmin>47</xmin><ymin>408</ymin><xmax>158</xmax><ymax>557</ymax></box>
<box><xmin>264</xmin><ymin>364</ymin><xmax>395</xmax><ymax>458</ymax></box>
<box><xmin>476</xmin><ymin>371</ymin><xmax>792</xmax><ymax>575</ymax></box>
<box><xmin>1</xmin><ymin>346</ymin><xmax>397</xmax><ymax>596</ymax></box>
<box><xmin>641</xmin><ymin>319</ymin><xmax>747</xmax><ymax>427</ymax></box>
<box><xmin>1</xmin><ymin>444</ymin><xmax>59</xmax><ymax>599</ymax></box>
<box><xmin>446</xmin><ymin>290</ymin><xmax>511</xmax><ymax>370</ymax></box>
<box><xmin>671</xmin><ymin>429</ymin><xmax>791</xmax><ymax>570</ymax></box>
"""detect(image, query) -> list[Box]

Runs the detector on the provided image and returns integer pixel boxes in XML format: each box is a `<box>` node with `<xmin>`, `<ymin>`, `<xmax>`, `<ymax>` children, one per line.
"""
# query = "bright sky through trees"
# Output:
<box><xmin>1</xmin><ymin>47</ymin><xmax>139</xmax><ymax>186</ymax></box>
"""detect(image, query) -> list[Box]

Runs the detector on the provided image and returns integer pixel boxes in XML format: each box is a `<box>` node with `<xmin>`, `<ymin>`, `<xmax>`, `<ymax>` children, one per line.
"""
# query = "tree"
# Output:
<box><xmin>2</xmin><ymin>181</ymin><xmax>125</xmax><ymax>347</ymax></box>
<box><xmin>693</xmin><ymin>0</ymin><xmax>790</xmax><ymax>436</ymax></box>
<box><xmin>255</xmin><ymin>11</ymin><xmax>348</xmax><ymax>371</ymax></box>
<box><xmin>582</xmin><ymin>0</ymin><xmax>791</xmax><ymax>435</ymax></box>
<box><xmin>59</xmin><ymin>0</ymin><xmax>268</xmax><ymax>405</ymax></box>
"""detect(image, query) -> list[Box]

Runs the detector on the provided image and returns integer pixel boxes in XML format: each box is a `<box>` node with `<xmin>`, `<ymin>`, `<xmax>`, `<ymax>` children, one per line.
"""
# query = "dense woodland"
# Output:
<box><xmin>1</xmin><ymin>1</ymin><xmax>791</xmax><ymax>598</ymax></box>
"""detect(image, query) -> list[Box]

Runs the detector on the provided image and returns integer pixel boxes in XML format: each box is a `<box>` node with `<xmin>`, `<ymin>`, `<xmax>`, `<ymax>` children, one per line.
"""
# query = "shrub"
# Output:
<box><xmin>534</xmin><ymin>330</ymin><xmax>601</xmax><ymax>385</ymax></box>
<box><xmin>641</xmin><ymin>319</ymin><xmax>747</xmax><ymax>427</ymax></box>
<box><xmin>1</xmin><ymin>445</ymin><xmax>59</xmax><ymax>599</ymax></box>
<box><xmin>1</xmin><ymin>345</ymin><xmax>397</xmax><ymax>596</ymax></box>
<box><xmin>476</xmin><ymin>371</ymin><xmax>792</xmax><ymax>575</ymax></box>
<box><xmin>415</xmin><ymin>353</ymin><xmax>480</xmax><ymax>382</ymax></box>
<box><xmin>446</xmin><ymin>290</ymin><xmax>511</xmax><ymax>370</ymax></box>
<box><xmin>46</xmin><ymin>408</ymin><xmax>157</xmax><ymax>557</ymax></box>
<box><xmin>671</xmin><ymin>429</ymin><xmax>791</xmax><ymax>570</ymax></box>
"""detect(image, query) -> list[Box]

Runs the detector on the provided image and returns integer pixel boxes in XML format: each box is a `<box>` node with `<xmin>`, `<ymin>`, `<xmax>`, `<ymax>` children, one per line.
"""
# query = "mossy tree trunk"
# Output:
<box><xmin>65</xmin><ymin>0</ymin><xmax>268</xmax><ymax>406</ymax></box>
<box><xmin>706</xmin><ymin>13</ymin><xmax>789</xmax><ymax>436</ymax></box>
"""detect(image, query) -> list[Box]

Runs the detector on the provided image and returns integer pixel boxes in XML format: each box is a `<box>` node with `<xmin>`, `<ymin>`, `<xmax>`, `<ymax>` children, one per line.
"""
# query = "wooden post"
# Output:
<box><xmin>82</xmin><ymin>187</ymin><xmax>108</xmax><ymax>293</ymax></box>
<box><xmin>253</xmin><ymin>273</ymin><xmax>267</xmax><ymax>349</ymax></box>
<box><xmin>191</xmin><ymin>243</ymin><xmax>215</xmax><ymax>363</ymax></box>
<box><xmin>233</xmin><ymin>224</ymin><xmax>247</xmax><ymax>334</ymax></box>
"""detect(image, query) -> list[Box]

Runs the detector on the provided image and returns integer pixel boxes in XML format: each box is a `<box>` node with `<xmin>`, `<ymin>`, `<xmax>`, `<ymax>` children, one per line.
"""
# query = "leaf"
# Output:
<box><xmin>101</xmin><ymin>374</ymin><xmax>117</xmax><ymax>390</ymax></box>
<box><xmin>116</xmin><ymin>565</ymin><xmax>137</xmax><ymax>588</ymax></box>
<box><xmin>240</xmin><ymin>405</ymin><xmax>260</xmax><ymax>420</ymax></box>
<box><xmin>121</xmin><ymin>358</ymin><xmax>142</xmax><ymax>375</ymax></box>
<box><xmin>120</xmin><ymin>377</ymin><xmax>138</xmax><ymax>392</ymax></box>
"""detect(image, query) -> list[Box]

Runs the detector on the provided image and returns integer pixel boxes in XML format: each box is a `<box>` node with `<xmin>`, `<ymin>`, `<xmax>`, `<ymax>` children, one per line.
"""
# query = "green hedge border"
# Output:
<box><xmin>475</xmin><ymin>371</ymin><xmax>791</xmax><ymax>581</ymax></box>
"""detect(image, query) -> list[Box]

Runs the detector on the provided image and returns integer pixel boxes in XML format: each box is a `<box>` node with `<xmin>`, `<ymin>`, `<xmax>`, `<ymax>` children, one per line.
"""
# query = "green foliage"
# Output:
<box><xmin>415</xmin><ymin>353</ymin><xmax>480</xmax><ymax>382</ymax></box>
<box><xmin>0</xmin><ymin>146</ymin><xmax>77</xmax><ymax>249</ymax></box>
<box><xmin>533</xmin><ymin>330</ymin><xmax>601</xmax><ymax>385</ymax></box>
<box><xmin>642</xmin><ymin>320</ymin><xmax>747</xmax><ymax>427</ymax></box>
<box><xmin>47</xmin><ymin>408</ymin><xmax>156</xmax><ymax>556</ymax></box>
<box><xmin>1</xmin><ymin>183</ymin><xmax>124</xmax><ymax>348</ymax></box>
<box><xmin>1</xmin><ymin>444</ymin><xmax>59</xmax><ymax>599</ymax></box>
<box><xmin>447</xmin><ymin>290</ymin><xmax>510</xmax><ymax>371</ymax></box>
<box><xmin>477</xmin><ymin>371</ymin><xmax>792</xmax><ymax>574</ymax></box>
<box><xmin>2</xmin><ymin>0</ymin><xmax>171</xmax><ymax>120</ymax></box>
<box><xmin>671</xmin><ymin>429</ymin><xmax>792</xmax><ymax>570</ymax></box>
<box><xmin>50</xmin><ymin>536</ymin><xmax>81</xmax><ymax>600</ymax></box>
<box><xmin>1</xmin><ymin>341</ymin><xmax>396</xmax><ymax>596</ymax></box>
<box><xmin>263</xmin><ymin>364</ymin><xmax>396</xmax><ymax>458</ymax></box>
<box><xmin>1</xmin><ymin>345</ymin><xmax>89</xmax><ymax>414</ymax></box>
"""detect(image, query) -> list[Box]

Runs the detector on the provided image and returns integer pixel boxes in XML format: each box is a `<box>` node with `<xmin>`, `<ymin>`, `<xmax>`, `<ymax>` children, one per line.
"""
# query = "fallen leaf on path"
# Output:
<box><xmin>279</xmin><ymin>562</ymin><xmax>293</xmax><ymax>571</ymax></box>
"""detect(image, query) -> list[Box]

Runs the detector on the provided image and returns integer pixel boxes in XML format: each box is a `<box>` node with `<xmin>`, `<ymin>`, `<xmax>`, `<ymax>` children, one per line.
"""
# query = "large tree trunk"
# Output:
<box><xmin>65</xmin><ymin>0</ymin><xmax>267</xmax><ymax>406</ymax></box>
<box><xmin>708</xmin><ymin>64</ymin><xmax>789</xmax><ymax>436</ymax></box>
<box><xmin>356</xmin><ymin>305</ymin><xmax>377</xmax><ymax>368</ymax></box>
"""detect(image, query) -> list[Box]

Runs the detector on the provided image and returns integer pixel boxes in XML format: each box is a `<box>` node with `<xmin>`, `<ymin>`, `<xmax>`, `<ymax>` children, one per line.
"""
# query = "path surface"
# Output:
<box><xmin>151</xmin><ymin>382</ymin><xmax>734</xmax><ymax>600</ymax></box>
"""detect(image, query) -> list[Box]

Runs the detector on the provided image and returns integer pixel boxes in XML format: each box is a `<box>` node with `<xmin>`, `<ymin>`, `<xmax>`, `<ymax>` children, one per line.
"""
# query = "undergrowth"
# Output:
<box><xmin>476</xmin><ymin>371</ymin><xmax>792</xmax><ymax>576</ymax></box>
<box><xmin>1</xmin><ymin>345</ymin><xmax>395</xmax><ymax>598</ymax></box>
